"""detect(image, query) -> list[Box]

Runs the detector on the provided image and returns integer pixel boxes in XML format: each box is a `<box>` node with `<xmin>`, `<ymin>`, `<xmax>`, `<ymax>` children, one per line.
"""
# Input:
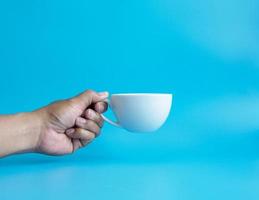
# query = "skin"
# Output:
<box><xmin>0</xmin><ymin>90</ymin><xmax>108</xmax><ymax>158</ymax></box>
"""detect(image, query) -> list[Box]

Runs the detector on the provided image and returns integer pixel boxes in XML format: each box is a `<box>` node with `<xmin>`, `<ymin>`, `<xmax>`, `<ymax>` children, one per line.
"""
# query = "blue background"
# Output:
<box><xmin>1</xmin><ymin>0</ymin><xmax>259</xmax><ymax>199</ymax></box>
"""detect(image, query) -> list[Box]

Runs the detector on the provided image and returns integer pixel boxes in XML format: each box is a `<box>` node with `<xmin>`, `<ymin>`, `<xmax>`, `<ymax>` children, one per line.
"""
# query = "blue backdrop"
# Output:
<box><xmin>0</xmin><ymin>0</ymin><xmax>259</xmax><ymax>199</ymax></box>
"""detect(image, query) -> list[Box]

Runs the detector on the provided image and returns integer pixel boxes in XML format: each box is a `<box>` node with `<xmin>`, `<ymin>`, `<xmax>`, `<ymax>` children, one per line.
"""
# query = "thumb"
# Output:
<box><xmin>71</xmin><ymin>90</ymin><xmax>109</xmax><ymax>109</ymax></box>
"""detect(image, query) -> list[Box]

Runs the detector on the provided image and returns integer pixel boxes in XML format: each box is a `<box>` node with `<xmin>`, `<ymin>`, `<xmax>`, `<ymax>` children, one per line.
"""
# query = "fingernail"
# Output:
<box><xmin>98</xmin><ymin>91</ymin><xmax>109</xmax><ymax>97</ymax></box>
<box><xmin>66</xmin><ymin>128</ymin><xmax>75</xmax><ymax>135</ymax></box>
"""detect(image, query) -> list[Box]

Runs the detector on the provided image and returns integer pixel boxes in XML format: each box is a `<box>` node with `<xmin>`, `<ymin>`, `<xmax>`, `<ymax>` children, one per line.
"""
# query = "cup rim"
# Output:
<box><xmin>111</xmin><ymin>93</ymin><xmax>172</xmax><ymax>97</ymax></box>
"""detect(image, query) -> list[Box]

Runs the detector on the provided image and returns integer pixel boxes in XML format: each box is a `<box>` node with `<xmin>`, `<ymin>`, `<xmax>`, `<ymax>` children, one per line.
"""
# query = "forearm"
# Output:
<box><xmin>0</xmin><ymin>112</ymin><xmax>41</xmax><ymax>157</ymax></box>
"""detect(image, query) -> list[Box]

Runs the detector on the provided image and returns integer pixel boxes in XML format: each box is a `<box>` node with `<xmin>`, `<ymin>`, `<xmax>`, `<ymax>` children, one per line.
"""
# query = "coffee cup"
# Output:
<box><xmin>101</xmin><ymin>93</ymin><xmax>172</xmax><ymax>132</ymax></box>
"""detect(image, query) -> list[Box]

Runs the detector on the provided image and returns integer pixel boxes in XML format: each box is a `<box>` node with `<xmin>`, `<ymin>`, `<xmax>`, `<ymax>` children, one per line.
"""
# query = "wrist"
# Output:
<box><xmin>14</xmin><ymin>111</ymin><xmax>43</xmax><ymax>154</ymax></box>
<box><xmin>0</xmin><ymin>109</ymin><xmax>47</xmax><ymax>157</ymax></box>
<box><xmin>27</xmin><ymin>109</ymin><xmax>48</xmax><ymax>153</ymax></box>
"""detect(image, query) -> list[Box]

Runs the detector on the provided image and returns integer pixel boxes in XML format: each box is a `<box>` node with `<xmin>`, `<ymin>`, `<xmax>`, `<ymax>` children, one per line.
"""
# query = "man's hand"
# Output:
<box><xmin>35</xmin><ymin>90</ymin><xmax>108</xmax><ymax>155</ymax></box>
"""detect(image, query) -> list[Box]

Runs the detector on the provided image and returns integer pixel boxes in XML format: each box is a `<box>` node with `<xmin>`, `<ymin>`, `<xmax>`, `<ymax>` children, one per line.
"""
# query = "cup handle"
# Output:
<box><xmin>101</xmin><ymin>114</ymin><xmax>121</xmax><ymax>127</ymax></box>
<box><xmin>101</xmin><ymin>100</ymin><xmax>121</xmax><ymax>128</ymax></box>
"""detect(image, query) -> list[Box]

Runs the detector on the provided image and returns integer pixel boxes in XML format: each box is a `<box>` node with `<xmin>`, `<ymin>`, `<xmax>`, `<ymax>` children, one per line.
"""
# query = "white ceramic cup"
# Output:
<box><xmin>101</xmin><ymin>93</ymin><xmax>173</xmax><ymax>132</ymax></box>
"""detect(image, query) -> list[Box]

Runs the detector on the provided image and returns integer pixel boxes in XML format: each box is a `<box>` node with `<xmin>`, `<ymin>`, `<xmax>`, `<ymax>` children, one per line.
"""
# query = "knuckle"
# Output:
<box><xmin>85</xmin><ymin>109</ymin><xmax>93</xmax><ymax>118</ymax></box>
<box><xmin>85</xmin><ymin>90</ymin><xmax>95</xmax><ymax>96</ymax></box>
<box><xmin>76</xmin><ymin>118</ymin><xmax>86</xmax><ymax>127</ymax></box>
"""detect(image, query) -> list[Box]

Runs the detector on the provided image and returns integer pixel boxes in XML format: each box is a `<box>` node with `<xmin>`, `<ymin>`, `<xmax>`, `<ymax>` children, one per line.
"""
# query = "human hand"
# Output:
<box><xmin>34</xmin><ymin>90</ymin><xmax>108</xmax><ymax>155</ymax></box>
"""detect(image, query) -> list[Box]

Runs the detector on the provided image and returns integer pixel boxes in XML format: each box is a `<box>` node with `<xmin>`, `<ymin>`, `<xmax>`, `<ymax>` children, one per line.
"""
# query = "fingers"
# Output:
<box><xmin>72</xmin><ymin>139</ymin><xmax>83</xmax><ymax>152</ymax></box>
<box><xmin>75</xmin><ymin>117</ymin><xmax>101</xmax><ymax>135</ymax></box>
<box><xmin>66</xmin><ymin>128</ymin><xmax>96</xmax><ymax>140</ymax></box>
<box><xmin>80</xmin><ymin>139</ymin><xmax>93</xmax><ymax>147</ymax></box>
<box><xmin>71</xmin><ymin>137</ymin><xmax>93</xmax><ymax>152</ymax></box>
<box><xmin>84</xmin><ymin>109</ymin><xmax>104</xmax><ymax>127</ymax></box>
<box><xmin>66</xmin><ymin>128</ymin><xmax>96</xmax><ymax>150</ymax></box>
<box><xmin>65</xmin><ymin>90</ymin><xmax>108</xmax><ymax>151</ymax></box>
<box><xmin>94</xmin><ymin>101</ymin><xmax>108</xmax><ymax>114</ymax></box>
<box><xmin>72</xmin><ymin>90</ymin><xmax>109</xmax><ymax>109</ymax></box>
<box><xmin>65</xmin><ymin>109</ymin><xmax>104</xmax><ymax>151</ymax></box>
